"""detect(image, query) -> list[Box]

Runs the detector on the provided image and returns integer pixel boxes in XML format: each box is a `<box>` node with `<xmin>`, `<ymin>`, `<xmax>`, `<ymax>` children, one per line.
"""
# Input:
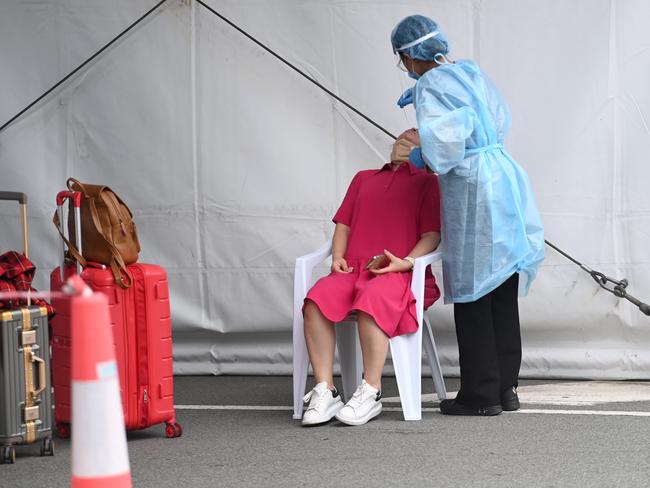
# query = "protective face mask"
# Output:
<box><xmin>390</xmin><ymin>138</ymin><xmax>418</xmax><ymax>163</ymax></box>
<box><xmin>398</xmin><ymin>54</ymin><xmax>420</xmax><ymax>80</ymax></box>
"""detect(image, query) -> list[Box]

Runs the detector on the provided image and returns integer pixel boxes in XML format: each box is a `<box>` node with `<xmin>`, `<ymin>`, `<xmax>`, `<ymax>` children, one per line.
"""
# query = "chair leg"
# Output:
<box><xmin>390</xmin><ymin>327</ymin><xmax>422</xmax><ymax>421</ymax></box>
<box><xmin>292</xmin><ymin>316</ymin><xmax>310</xmax><ymax>420</ymax></box>
<box><xmin>336</xmin><ymin>322</ymin><xmax>363</xmax><ymax>402</ymax></box>
<box><xmin>423</xmin><ymin>316</ymin><xmax>447</xmax><ymax>401</ymax></box>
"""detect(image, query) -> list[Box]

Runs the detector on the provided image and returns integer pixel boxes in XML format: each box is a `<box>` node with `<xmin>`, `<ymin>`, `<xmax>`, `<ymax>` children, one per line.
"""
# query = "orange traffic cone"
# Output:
<box><xmin>69</xmin><ymin>276</ymin><xmax>132</xmax><ymax>488</ymax></box>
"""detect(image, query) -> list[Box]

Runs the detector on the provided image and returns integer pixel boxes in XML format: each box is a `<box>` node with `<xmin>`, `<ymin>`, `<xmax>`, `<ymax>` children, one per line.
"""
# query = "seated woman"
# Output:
<box><xmin>302</xmin><ymin>129</ymin><xmax>441</xmax><ymax>427</ymax></box>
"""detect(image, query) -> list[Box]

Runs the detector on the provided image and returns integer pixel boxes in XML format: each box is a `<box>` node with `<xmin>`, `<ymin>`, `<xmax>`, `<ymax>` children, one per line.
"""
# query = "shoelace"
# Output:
<box><xmin>346</xmin><ymin>383</ymin><xmax>371</xmax><ymax>411</ymax></box>
<box><xmin>303</xmin><ymin>387</ymin><xmax>328</xmax><ymax>412</ymax></box>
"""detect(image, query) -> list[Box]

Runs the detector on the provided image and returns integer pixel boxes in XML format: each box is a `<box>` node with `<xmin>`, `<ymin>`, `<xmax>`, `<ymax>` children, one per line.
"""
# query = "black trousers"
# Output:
<box><xmin>453</xmin><ymin>273</ymin><xmax>521</xmax><ymax>407</ymax></box>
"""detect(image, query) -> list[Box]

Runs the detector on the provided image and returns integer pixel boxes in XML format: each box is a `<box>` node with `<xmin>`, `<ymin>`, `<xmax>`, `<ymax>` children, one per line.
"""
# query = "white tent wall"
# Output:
<box><xmin>0</xmin><ymin>0</ymin><xmax>648</xmax><ymax>379</ymax></box>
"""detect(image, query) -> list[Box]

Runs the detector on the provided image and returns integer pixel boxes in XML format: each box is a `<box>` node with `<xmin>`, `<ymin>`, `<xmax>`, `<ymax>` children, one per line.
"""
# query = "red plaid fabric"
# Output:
<box><xmin>0</xmin><ymin>251</ymin><xmax>55</xmax><ymax>316</ymax></box>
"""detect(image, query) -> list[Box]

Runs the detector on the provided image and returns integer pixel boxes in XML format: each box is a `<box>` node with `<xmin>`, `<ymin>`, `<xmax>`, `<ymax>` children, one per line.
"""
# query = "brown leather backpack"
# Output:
<box><xmin>53</xmin><ymin>178</ymin><xmax>140</xmax><ymax>288</ymax></box>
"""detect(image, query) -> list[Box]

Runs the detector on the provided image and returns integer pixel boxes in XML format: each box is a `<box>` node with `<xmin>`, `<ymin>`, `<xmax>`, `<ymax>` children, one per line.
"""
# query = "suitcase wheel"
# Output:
<box><xmin>1</xmin><ymin>446</ymin><xmax>16</xmax><ymax>464</ymax></box>
<box><xmin>40</xmin><ymin>437</ymin><xmax>55</xmax><ymax>457</ymax></box>
<box><xmin>165</xmin><ymin>422</ymin><xmax>183</xmax><ymax>439</ymax></box>
<box><xmin>55</xmin><ymin>422</ymin><xmax>71</xmax><ymax>439</ymax></box>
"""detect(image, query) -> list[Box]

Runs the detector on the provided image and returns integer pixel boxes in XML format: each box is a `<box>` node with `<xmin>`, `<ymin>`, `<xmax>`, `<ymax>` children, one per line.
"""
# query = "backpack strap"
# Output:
<box><xmin>86</xmin><ymin>197</ymin><xmax>133</xmax><ymax>288</ymax></box>
<box><xmin>52</xmin><ymin>210</ymin><xmax>88</xmax><ymax>267</ymax></box>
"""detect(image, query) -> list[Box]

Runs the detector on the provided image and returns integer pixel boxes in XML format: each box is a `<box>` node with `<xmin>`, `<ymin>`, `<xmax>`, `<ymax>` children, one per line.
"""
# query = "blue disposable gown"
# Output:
<box><xmin>414</xmin><ymin>60</ymin><xmax>544</xmax><ymax>303</ymax></box>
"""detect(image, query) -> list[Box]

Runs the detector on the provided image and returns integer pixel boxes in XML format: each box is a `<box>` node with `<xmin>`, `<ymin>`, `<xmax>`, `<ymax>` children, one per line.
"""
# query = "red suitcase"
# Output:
<box><xmin>50</xmin><ymin>191</ymin><xmax>181</xmax><ymax>439</ymax></box>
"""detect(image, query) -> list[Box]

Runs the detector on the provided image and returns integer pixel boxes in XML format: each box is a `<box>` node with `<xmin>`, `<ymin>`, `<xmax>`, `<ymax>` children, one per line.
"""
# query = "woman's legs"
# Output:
<box><xmin>357</xmin><ymin>311</ymin><xmax>389</xmax><ymax>390</ymax></box>
<box><xmin>335</xmin><ymin>312</ymin><xmax>386</xmax><ymax>426</ymax></box>
<box><xmin>304</xmin><ymin>301</ymin><xmax>389</xmax><ymax>392</ymax></box>
<box><xmin>303</xmin><ymin>300</ymin><xmax>336</xmax><ymax>388</ymax></box>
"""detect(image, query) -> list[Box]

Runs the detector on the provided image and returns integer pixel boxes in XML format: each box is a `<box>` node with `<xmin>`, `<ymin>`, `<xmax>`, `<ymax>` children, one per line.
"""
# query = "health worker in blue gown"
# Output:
<box><xmin>391</xmin><ymin>15</ymin><xmax>545</xmax><ymax>416</ymax></box>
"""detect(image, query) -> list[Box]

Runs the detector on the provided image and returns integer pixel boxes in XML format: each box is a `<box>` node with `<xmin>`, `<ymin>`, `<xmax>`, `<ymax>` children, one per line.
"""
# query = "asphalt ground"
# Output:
<box><xmin>3</xmin><ymin>376</ymin><xmax>650</xmax><ymax>487</ymax></box>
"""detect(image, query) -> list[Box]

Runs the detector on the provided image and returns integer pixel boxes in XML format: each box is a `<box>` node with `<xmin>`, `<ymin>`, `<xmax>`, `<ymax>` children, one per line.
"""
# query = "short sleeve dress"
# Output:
<box><xmin>304</xmin><ymin>162</ymin><xmax>441</xmax><ymax>338</ymax></box>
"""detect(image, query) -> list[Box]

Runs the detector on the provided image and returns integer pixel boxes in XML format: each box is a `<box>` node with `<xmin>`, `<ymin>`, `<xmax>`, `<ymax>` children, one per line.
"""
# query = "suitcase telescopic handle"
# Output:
<box><xmin>56</xmin><ymin>191</ymin><xmax>83</xmax><ymax>279</ymax></box>
<box><xmin>56</xmin><ymin>191</ymin><xmax>81</xmax><ymax>208</ymax></box>
<box><xmin>0</xmin><ymin>191</ymin><xmax>28</xmax><ymax>204</ymax></box>
<box><xmin>0</xmin><ymin>191</ymin><xmax>29</xmax><ymax>263</ymax></box>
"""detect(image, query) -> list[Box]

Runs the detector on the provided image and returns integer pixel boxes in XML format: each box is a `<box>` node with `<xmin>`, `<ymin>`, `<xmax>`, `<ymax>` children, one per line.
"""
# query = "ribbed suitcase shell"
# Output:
<box><xmin>0</xmin><ymin>306</ymin><xmax>53</xmax><ymax>457</ymax></box>
<box><xmin>50</xmin><ymin>263</ymin><xmax>179</xmax><ymax>437</ymax></box>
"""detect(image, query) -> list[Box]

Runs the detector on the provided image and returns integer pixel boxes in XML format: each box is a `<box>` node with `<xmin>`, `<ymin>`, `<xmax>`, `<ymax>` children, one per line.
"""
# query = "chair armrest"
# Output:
<box><xmin>296</xmin><ymin>240</ymin><xmax>333</xmax><ymax>270</ymax></box>
<box><xmin>410</xmin><ymin>248</ymin><xmax>443</xmax><ymax>324</ymax></box>
<box><xmin>412</xmin><ymin>248</ymin><xmax>442</xmax><ymax>286</ymax></box>
<box><xmin>412</xmin><ymin>249</ymin><xmax>442</xmax><ymax>276</ymax></box>
<box><xmin>294</xmin><ymin>239</ymin><xmax>333</xmax><ymax>309</ymax></box>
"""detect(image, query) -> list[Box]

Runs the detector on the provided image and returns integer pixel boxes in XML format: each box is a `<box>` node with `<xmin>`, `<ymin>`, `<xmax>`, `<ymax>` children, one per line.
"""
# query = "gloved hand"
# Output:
<box><xmin>397</xmin><ymin>87</ymin><xmax>414</xmax><ymax>108</ymax></box>
<box><xmin>409</xmin><ymin>147</ymin><xmax>425</xmax><ymax>169</ymax></box>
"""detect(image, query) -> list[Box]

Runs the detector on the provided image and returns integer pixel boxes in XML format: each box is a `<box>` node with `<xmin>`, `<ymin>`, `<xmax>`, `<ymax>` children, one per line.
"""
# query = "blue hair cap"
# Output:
<box><xmin>391</xmin><ymin>15</ymin><xmax>449</xmax><ymax>61</ymax></box>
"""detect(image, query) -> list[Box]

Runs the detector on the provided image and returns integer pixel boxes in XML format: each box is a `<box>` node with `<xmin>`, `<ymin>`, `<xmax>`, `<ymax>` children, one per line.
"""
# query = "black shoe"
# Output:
<box><xmin>439</xmin><ymin>399</ymin><xmax>502</xmax><ymax>416</ymax></box>
<box><xmin>501</xmin><ymin>386</ymin><xmax>520</xmax><ymax>411</ymax></box>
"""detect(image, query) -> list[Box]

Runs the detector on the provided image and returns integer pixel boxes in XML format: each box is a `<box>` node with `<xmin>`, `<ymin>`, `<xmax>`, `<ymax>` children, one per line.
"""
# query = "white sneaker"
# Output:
<box><xmin>335</xmin><ymin>380</ymin><xmax>382</xmax><ymax>426</ymax></box>
<box><xmin>301</xmin><ymin>382</ymin><xmax>344</xmax><ymax>426</ymax></box>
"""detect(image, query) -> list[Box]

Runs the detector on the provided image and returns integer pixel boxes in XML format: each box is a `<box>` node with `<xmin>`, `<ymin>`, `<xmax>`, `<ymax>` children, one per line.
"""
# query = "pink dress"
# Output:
<box><xmin>304</xmin><ymin>162</ymin><xmax>441</xmax><ymax>338</ymax></box>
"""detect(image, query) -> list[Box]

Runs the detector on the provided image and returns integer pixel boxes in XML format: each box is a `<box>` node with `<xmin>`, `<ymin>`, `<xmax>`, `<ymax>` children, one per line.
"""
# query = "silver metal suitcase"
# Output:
<box><xmin>0</xmin><ymin>192</ymin><xmax>54</xmax><ymax>464</ymax></box>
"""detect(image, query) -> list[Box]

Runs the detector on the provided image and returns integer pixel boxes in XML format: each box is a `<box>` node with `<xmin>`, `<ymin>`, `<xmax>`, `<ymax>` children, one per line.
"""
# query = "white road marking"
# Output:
<box><xmin>514</xmin><ymin>409</ymin><xmax>650</xmax><ymax>417</ymax></box>
<box><xmin>174</xmin><ymin>405</ymin><xmax>650</xmax><ymax>417</ymax></box>
<box><xmin>176</xmin><ymin>405</ymin><xmax>289</xmax><ymax>411</ymax></box>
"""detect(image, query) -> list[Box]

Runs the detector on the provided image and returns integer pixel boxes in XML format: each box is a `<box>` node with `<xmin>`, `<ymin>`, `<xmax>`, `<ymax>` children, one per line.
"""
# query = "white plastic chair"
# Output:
<box><xmin>292</xmin><ymin>240</ymin><xmax>447</xmax><ymax>421</ymax></box>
